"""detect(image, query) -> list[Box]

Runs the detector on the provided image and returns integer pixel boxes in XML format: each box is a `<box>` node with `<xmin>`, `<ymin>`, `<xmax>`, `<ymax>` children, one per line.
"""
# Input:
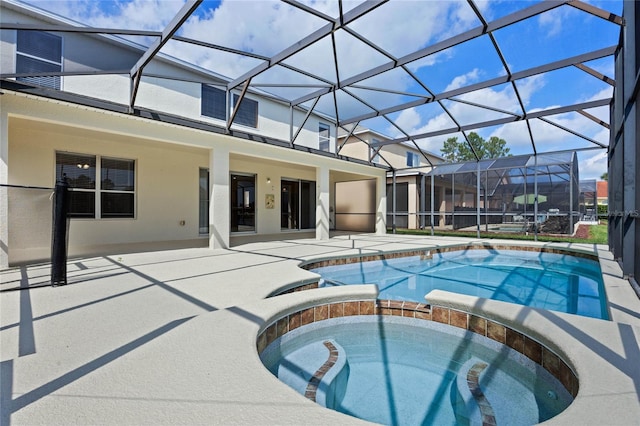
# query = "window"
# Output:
<box><xmin>16</xmin><ymin>30</ymin><xmax>62</xmax><ymax>90</ymax></box>
<box><xmin>201</xmin><ymin>85</ymin><xmax>259</xmax><ymax>128</ymax></box>
<box><xmin>101</xmin><ymin>157</ymin><xmax>135</xmax><ymax>218</ymax></box>
<box><xmin>407</xmin><ymin>151</ymin><xmax>420</xmax><ymax>167</ymax></box>
<box><xmin>319</xmin><ymin>123</ymin><xmax>330</xmax><ymax>151</ymax></box>
<box><xmin>56</xmin><ymin>152</ymin><xmax>96</xmax><ymax>218</ymax></box>
<box><xmin>56</xmin><ymin>152</ymin><xmax>135</xmax><ymax>218</ymax></box>
<box><xmin>201</xmin><ymin>85</ymin><xmax>226</xmax><ymax>120</ymax></box>
<box><xmin>370</xmin><ymin>139</ymin><xmax>381</xmax><ymax>163</ymax></box>
<box><xmin>232</xmin><ymin>94</ymin><xmax>258</xmax><ymax>128</ymax></box>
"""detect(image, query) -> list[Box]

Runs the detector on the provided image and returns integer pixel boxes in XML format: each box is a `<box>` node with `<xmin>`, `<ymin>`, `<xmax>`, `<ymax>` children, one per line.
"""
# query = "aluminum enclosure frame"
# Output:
<box><xmin>0</xmin><ymin>0</ymin><xmax>621</xmax><ymax>165</ymax></box>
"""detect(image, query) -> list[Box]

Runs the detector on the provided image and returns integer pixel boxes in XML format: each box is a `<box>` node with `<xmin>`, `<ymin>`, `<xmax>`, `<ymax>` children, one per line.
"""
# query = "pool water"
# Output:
<box><xmin>261</xmin><ymin>317</ymin><xmax>572</xmax><ymax>425</ymax></box>
<box><xmin>313</xmin><ymin>249</ymin><xmax>607</xmax><ymax>319</ymax></box>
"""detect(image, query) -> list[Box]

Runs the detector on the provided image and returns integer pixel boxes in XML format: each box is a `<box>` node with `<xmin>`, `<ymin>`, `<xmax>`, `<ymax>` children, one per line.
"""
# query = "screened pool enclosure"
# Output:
<box><xmin>1</xmin><ymin>0</ymin><xmax>637</xmax><ymax>283</ymax></box>
<box><xmin>388</xmin><ymin>152</ymin><xmax>585</xmax><ymax>236</ymax></box>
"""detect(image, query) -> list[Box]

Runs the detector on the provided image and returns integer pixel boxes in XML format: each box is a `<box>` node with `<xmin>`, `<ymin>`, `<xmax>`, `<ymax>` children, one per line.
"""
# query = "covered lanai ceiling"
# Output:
<box><xmin>2</xmin><ymin>0</ymin><xmax>623</xmax><ymax>176</ymax></box>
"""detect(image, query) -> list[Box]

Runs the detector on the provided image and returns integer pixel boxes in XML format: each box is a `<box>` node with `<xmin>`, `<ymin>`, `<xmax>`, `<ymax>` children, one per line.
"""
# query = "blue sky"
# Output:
<box><xmin>22</xmin><ymin>0</ymin><xmax>623</xmax><ymax>179</ymax></box>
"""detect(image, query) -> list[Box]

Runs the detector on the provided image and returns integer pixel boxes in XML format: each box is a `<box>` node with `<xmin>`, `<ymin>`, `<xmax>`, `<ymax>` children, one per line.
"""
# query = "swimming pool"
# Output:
<box><xmin>261</xmin><ymin>316</ymin><xmax>573</xmax><ymax>425</ymax></box>
<box><xmin>312</xmin><ymin>248</ymin><xmax>607</xmax><ymax>319</ymax></box>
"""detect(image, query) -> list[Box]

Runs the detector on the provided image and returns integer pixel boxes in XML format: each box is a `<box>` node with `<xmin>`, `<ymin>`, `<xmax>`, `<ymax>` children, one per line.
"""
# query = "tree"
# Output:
<box><xmin>600</xmin><ymin>172</ymin><xmax>608</xmax><ymax>181</ymax></box>
<box><xmin>440</xmin><ymin>132</ymin><xmax>510</xmax><ymax>162</ymax></box>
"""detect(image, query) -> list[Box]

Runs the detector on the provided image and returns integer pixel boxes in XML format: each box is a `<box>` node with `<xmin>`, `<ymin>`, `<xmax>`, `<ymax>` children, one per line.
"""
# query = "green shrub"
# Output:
<box><xmin>597</xmin><ymin>204</ymin><xmax>608</xmax><ymax>218</ymax></box>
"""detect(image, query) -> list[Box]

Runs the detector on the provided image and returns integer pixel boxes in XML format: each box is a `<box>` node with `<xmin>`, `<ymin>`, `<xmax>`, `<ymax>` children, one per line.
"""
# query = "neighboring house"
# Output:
<box><xmin>597</xmin><ymin>181</ymin><xmax>608</xmax><ymax>206</ymax></box>
<box><xmin>0</xmin><ymin>1</ymin><xmax>387</xmax><ymax>267</ymax></box>
<box><xmin>339</xmin><ymin>125</ymin><xmax>585</xmax><ymax>233</ymax></box>
<box><xmin>337</xmin><ymin>125</ymin><xmax>444</xmax><ymax>230</ymax></box>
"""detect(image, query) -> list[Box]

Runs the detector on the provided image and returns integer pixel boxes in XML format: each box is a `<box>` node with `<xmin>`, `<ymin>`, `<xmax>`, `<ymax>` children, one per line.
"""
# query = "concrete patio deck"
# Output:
<box><xmin>1</xmin><ymin>234</ymin><xmax>639</xmax><ymax>425</ymax></box>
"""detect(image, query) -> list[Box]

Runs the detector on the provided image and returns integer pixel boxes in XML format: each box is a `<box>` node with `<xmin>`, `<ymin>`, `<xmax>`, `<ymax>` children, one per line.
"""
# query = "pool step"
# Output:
<box><xmin>453</xmin><ymin>357</ymin><xmax>539</xmax><ymax>425</ymax></box>
<box><xmin>276</xmin><ymin>339</ymin><xmax>349</xmax><ymax>409</ymax></box>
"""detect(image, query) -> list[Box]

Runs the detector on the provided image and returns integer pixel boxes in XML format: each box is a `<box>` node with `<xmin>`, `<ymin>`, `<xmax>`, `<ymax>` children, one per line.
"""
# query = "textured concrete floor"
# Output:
<box><xmin>1</xmin><ymin>234</ymin><xmax>639</xmax><ymax>425</ymax></box>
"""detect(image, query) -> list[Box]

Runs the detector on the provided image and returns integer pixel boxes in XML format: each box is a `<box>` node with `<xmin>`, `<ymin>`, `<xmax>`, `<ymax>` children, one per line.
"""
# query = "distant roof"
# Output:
<box><xmin>597</xmin><ymin>181</ymin><xmax>608</xmax><ymax>198</ymax></box>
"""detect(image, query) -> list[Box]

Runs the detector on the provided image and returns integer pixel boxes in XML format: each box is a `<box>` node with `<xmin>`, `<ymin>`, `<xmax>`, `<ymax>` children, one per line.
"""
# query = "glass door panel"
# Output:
<box><xmin>281</xmin><ymin>179</ymin><xmax>299</xmax><ymax>229</ymax></box>
<box><xmin>231</xmin><ymin>173</ymin><xmax>255</xmax><ymax>232</ymax></box>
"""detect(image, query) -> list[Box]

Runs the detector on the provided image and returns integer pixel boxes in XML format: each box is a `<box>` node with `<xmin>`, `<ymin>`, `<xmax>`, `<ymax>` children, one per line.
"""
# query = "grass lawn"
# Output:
<box><xmin>588</xmin><ymin>223</ymin><xmax>608</xmax><ymax>243</ymax></box>
<box><xmin>390</xmin><ymin>223</ymin><xmax>608</xmax><ymax>245</ymax></box>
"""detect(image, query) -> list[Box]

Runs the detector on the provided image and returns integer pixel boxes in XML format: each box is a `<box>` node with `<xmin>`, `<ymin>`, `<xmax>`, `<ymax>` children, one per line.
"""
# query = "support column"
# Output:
<box><xmin>0</xmin><ymin>109</ymin><xmax>8</xmax><ymax>268</ymax></box>
<box><xmin>209</xmin><ymin>146</ymin><xmax>230</xmax><ymax>249</ymax></box>
<box><xmin>391</xmin><ymin>170</ymin><xmax>396</xmax><ymax>233</ymax></box>
<box><xmin>430</xmin><ymin>174</ymin><xmax>435</xmax><ymax>235</ymax></box>
<box><xmin>376</xmin><ymin>172</ymin><xmax>387</xmax><ymax>235</ymax></box>
<box><xmin>622</xmin><ymin>92</ymin><xmax>637</xmax><ymax>277</ymax></box>
<box><xmin>534</xmin><ymin>155</ymin><xmax>538</xmax><ymax>242</ymax></box>
<box><xmin>316</xmin><ymin>165</ymin><xmax>330</xmax><ymax>240</ymax></box>
<box><xmin>420</xmin><ymin>174</ymin><xmax>426</xmax><ymax>230</ymax></box>
<box><xmin>476</xmin><ymin>162</ymin><xmax>481</xmax><ymax>238</ymax></box>
<box><xmin>439</xmin><ymin>185</ymin><xmax>446</xmax><ymax>228</ymax></box>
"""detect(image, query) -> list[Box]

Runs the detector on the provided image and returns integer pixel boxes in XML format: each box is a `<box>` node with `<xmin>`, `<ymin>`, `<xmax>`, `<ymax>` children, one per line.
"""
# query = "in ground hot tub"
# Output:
<box><xmin>260</xmin><ymin>315</ymin><xmax>573</xmax><ymax>425</ymax></box>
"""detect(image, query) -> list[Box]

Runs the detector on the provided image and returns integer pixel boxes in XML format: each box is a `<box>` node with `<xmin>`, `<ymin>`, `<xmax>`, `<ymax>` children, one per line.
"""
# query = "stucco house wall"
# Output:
<box><xmin>1</xmin><ymin>92</ymin><xmax>386</xmax><ymax>266</ymax></box>
<box><xmin>0</xmin><ymin>1</ymin><xmax>389</xmax><ymax>267</ymax></box>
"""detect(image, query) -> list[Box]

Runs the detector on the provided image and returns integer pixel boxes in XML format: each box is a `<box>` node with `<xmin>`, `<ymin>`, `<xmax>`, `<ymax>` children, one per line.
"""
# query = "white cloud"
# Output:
<box><xmin>26</xmin><ymin>0</ymin><xmax>184</xmax><ymax>31</ymax></box>
<box><xmin>387</xmin><ymin>71</ymin><xmax>546</xmax><ymax>152</ymax></box>
<box><xmin>394</xmin><ymin>108</ymin><xmax>422</xmax><ymax>132</ymax></box>
<box><xmin>444</xmin><ymin>68</ymin><xmax>481</xmax><ymax>92</ymax></box>
<box><xmin>578</xmin><ymin>150</ymin><xmax>608</xmax><ymax>180</ymax></box>
<box><xmin>583</xmin><ymin>86</ymin><xmax>614</xmax><ymax>103</ymax></box>
<box><xmin>538</xmin><ymin>6</ymin><xmax>568</xmax><ymax>38</ymax></box>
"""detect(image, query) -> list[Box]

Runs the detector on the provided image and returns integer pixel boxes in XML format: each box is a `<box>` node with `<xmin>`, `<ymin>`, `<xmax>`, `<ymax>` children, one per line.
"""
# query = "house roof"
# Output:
<box><xmin>597</xmin><ymin>180</ymin><xmax>608</xmax><ymax>198</ymax></box>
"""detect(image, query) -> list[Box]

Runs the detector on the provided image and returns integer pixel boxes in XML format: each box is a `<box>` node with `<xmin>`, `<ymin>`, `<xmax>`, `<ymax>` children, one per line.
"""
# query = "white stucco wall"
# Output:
<box><xmin>1</xmin><ymin>92</ymin><xmax>385</xmax><ymax>265</ymax></box>
<box><xmin>8</xmin><ymin>116</ymin><xmax>210</xmax><ymax>263</ymax></box>
<box><xmin>63</xmin><ymin>74</ymin><xmax>132</xmax><ymax>105</ymax></box>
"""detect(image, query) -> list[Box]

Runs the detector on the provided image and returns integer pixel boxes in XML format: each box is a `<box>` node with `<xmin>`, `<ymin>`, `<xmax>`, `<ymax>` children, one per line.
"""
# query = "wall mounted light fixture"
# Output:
<box><xmin>267</xmin><ymin>177</ymin><xmax>271</xmax><ymax>184</ymax></box>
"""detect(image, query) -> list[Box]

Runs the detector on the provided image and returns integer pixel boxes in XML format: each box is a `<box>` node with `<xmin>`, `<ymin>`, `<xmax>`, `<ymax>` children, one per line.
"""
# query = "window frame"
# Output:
<box><xmin>319</xmin><ymin>123</ymin><xmax>330</xmax><ymax>152</ymax></box>
<box><xmin>201</xmin><ymin>84</ymin><xmax>259</xmax><ymax>128</ymax></box>
<box><xmin>201</xmin><ymin>84</ymin><xmax>227</xmax><ymax>121</ymax></box>
<box><xmin>231</xmin><ymin>93</ymin><xmax>259</xmax><ymax>128</ymax></box>
<box><xmin>407</xmin><ymin>151</ymin><xmax>420</xmax><ymax>167</ymax></box>
<box><xmin>56</xmin><ymin>151</ymin><xmax>136</xmax><ymax>219</ymax></box>
<box><xmin>16</xmin><ymin>30</ymin><xmax>63</xmax><ymax>90</ymax></box>
<box><xmin>370</xmin><ymin>138</ymin><xmax>381</xmax><ymax>163</ymax></box>
<box><xmin>100</xmin><ymin>156</ymin><xmax>136</xmax><ymax>219</ymax></box>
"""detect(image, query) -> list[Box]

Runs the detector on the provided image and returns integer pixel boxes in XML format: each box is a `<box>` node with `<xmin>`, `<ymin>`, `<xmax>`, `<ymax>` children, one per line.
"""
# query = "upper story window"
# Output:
<box><xmin>407</xmin><ymin>151</ymin><xmax>420</xmax><ymax>167</ymax></box>
<box><xmin>319</xmin><ymin>123</ymin><xmax>330</xmax><ymax>151</ymax></box>
<box><xmin>371</xmin><ymin>138</ymin><xmax>381</xmax><ymax>163</ymax></box>
<box><xmin>16</xmin><ymin>30</ymin><xmax>62</xmax><ymax>90</ymax></box>
<box><xmin>201</xmin><ymin>85</ymin><xmax>226</xmax><ymax>120</ymax></box>
<box><xmin>232</xmin><ymin>94</ymin><xmax>258</xmax><ymax>128</ymax></box>
<box><xmin>56</xmin><ymin>152</ymin><xmax>135</xmax><ymax>219</ymax></box>
<box><xmin>201</xmin><ymin>84</ymin><xmax>258</xmax><ymax>128</ymax></box>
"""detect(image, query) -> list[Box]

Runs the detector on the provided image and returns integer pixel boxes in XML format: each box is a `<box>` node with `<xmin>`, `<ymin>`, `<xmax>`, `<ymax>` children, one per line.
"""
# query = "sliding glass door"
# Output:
<box><xmin>231</xmin><ymin>173</ymin><xmax>255</xmax><ymax>232</ymax></box>
<box><xmin>199</xmin><ymin>168</ymin><xmax>209</xmax><ymax>234</ymax></box>
<box><xmin>281</xmin><ymin>179</ymin><xmax>315</xmax><ymax>230</ymax></box>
